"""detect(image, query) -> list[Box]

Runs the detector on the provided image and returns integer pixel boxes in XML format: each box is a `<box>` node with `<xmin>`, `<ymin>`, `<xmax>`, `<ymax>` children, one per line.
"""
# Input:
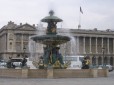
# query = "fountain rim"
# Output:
<box><xmin>31</xmin><ymin>34</ymin><xmax>71</xmax><ymax>45</ymax></box>
<box><xmin>41</xmin><ymin>16</ymin><xmax>63</xmax><ymax>22</ymax></box>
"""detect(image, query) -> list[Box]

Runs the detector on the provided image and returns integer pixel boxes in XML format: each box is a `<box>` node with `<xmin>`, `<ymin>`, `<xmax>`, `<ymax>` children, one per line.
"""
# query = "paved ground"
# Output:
<box><xmin>0</xmin><ymin>71</ymin><xmax>114</xmax><ymax>85</ymax></box>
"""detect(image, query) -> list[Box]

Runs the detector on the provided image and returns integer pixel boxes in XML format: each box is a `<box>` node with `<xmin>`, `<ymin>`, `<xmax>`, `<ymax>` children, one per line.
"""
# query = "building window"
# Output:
<box><xmin>110</xmin><ymin>57</ymin><xmax>113</xmax><ymax>65</ymax></box>
<box><xmin>23</xmin><ymin>43</ymin><xmax>28</xmax><ymax>52</ymax></box>
<box><xmin>16</xmin><ymin>43</ymin><xmax>21</xmax><ymax>52</ymax></box>
<box><xmin>98</xmin><ymin>56</ymin><xmax>102</xmax><ymax>65</ymax></box>
<box><xmin>104</xmin><ymin>56</ymin><xmax>108</xmax><ymax>65</ymax></box>
<box><xmin>16</xmin><ymin>34</ymin><xmax>21</xmax><ymax>41</ymax></box>
<box><xmin>9</xmin><ymin>34</ymin><xmax>13</xmax><ymax>40</ymax></box>
<box><xmin>9</xmin><ymin>42</ymin><xmax>12</xmax><ymax>49</ymax></box>
<box><xmin>23</xmin><ymin>34</ymin><xmax>29</xmax><ymax>41</ymax></box>
<box><xmin>92</xmin><ymin>56</ymin><xmax>96</xmax><ymax>66</ymax></box>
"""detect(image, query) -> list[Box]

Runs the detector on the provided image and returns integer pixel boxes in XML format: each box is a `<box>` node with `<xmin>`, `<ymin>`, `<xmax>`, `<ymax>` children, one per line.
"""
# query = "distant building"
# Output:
<box><xmin>0</xmin><ymin>21</ymin><xmax>37</xmax><ymax>60</ymax></box>
<box><xmin>0</xmin><ymin>21</ymin><xmax>114</xmax><ymax>66</ymax></box>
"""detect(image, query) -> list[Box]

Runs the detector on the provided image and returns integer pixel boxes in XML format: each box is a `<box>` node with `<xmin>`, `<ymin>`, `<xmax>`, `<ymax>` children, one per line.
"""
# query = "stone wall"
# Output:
<box><xmin>53</xmin><ymin>69</ymin><xmax>92</xmax><ymax>78</ymax></box>
<box><xmin>28</xmin><ymin>69</ymin><xmax>47</xmax><ymax>78</ymax></box>
<box><xmin>0</xmin><ymin>69</ymin><xmax>22</xmax><ymax>78</ymax></box>
<box><xmin>0</xmin><ymin>69</ymin><xmax>108</xmax><ymax>78</ymax></box>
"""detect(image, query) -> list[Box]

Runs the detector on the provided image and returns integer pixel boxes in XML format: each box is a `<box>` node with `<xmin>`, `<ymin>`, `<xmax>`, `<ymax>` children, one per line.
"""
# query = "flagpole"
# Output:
<box><xmin>78</xmin><ymin>9</ymin><xmax>81</xmax><ymax>29</ymax></box>
<box><xmin>78</xmin><ymin>6</ymin><xmax>83</xmax><ymax>29</ymax></box>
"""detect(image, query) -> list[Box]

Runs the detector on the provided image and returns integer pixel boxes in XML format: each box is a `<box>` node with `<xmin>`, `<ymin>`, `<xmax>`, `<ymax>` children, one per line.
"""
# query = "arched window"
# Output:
<box><xmin>110</xmin><ymin>57</ymin><xmax>113</xmax><ymax>65</ymax></box>
<box><xmin>9</xmin><ymin>42</ymin><xmax>12</xmax><ymax>50</ymax></box>
<box><xmin>98</xmin><ymin>56</ymin><xmax>102</xmax><ymax>65</ymax></box>
<box><xmin>104</xmin><ymin>57</ymin><xmax>108</xmax><ymax>65</ymax></box>
<box><xmin>92</xmin><ymin>56</ymin><xmax>96</xmax><ymax>66</ymax></box>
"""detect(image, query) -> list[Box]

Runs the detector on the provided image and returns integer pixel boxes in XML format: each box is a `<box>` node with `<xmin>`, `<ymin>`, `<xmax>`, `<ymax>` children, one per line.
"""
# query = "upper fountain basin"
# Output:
<box><xmin>41</xmin><ymin>10</ymin><xmax>62</xmax><ymax>22</ymax></box>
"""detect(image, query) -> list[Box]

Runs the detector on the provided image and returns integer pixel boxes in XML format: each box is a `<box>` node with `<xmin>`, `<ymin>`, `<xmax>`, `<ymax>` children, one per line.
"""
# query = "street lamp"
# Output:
<box><xmin>102</xmin><ymin>47</ymin><xmax>105</xmax><ymax>66</ymax></box>
<box><xmin>93</xmin><ymin>56</ymin><xmax>96</xmax><ymax>66</ymax></box>
<box><xmin>23</xmin><ymin>45</ymin><xmax>26</xmax><ymax>58</ymax></box>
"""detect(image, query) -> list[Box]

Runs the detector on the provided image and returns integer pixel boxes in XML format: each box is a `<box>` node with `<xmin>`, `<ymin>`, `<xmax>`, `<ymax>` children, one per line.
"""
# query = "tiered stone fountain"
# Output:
<box><xmin>31</xmin><ymin>10</ymin><xmax>70</xmax><ymax>69</ymax></box>
<box><xmin>0</xmin><ymin>10</ymin><xmax>108</xmax><ymax>79</ymax></box>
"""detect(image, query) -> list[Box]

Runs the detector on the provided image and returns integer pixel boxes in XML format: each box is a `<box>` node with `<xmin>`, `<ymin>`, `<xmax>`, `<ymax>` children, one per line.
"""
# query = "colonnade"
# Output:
<box><xmin>77</xmin><ymin>37</ymin><xmax>114</xmax><ymax>54</ymax></box>
<box><xmin>75</xmin><ymin>36</ymin><xmax>114</xmax><ymax>66</ymax></box>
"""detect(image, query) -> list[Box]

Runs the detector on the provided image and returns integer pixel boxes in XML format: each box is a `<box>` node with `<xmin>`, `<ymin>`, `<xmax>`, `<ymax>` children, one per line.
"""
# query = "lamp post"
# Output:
<box><xmin>93</xmin><ymin>56</ymin><xmax>96</xmax><ymax>67</ymax></box>
<box><xmin>23</xmin><ymin>45</ymin><xmax>26</xmax><ymax>58</ymax></box>
<box><xmin>102</xmin><ymin>47</ymin><xmax>105</xmax><ymax>66</ymax></box>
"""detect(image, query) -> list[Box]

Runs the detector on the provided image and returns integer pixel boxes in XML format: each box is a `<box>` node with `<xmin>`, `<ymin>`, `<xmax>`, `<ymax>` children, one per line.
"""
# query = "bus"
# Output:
<box><xmin>63</xmin><ymin>55</ymin><xmax>84</xmax><ymax>69</ymax></box>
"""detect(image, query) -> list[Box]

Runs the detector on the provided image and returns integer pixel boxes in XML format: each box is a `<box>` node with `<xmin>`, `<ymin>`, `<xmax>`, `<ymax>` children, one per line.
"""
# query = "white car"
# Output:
<box><xmin>10</xmin><ymin>58</ymin><xmax>23</xmax><ymax>68</ymax></box>
<box><xmin>64</xmin><ymin>55</ymin><xmax>84</xmax><ymax>69</ymax></box>
<box><xmin>98</xmin><ymin>65</ymin><xmax>113</xmax><ymax>72</ymax></box>
<box><xmin>106</xmin><ymin>65</ymin><xmax>113</xmax><ymax>72</ymax></box>
<box><xmin>0</xmin><ymin>60</ymin><xmax>7</xmax><ymax>66</ymax></box>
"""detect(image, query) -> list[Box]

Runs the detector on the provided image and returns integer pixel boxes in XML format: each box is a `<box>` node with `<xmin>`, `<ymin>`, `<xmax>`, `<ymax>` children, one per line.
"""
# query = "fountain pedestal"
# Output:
<box><xmin>31</xmin><ymin>10</ymin><xmax>70</xmax><ymax>69</ymax></box>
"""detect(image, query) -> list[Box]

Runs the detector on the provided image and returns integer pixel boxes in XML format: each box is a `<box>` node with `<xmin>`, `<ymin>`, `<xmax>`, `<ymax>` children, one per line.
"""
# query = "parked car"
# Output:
<box><xmin>0</xmin><ymin>60</ymin><xmax>7</xmax><ymax>67</ymax></box>
<box><xmin>106</xmin><ymin>65</ymin><xmax>113</xmax><ymax>72</ymax></box>
<box><xmin>98</xmin><ymin>65</ymin><xmax>113</xmax><ymax>72</ymax></box>
<box><xmin>63</xmin><ymin>55</ymin><xmax>84</xmax><ymax>69</ymax></box>
<box><xmin>7</xmin><ymin>58</ymin><xmax>23</xmax><ymax>68</ymax></box>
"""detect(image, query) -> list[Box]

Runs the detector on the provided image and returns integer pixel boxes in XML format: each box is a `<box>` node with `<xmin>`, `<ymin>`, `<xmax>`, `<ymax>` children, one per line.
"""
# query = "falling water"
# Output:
<box><xmin>28</xmin><ymin>37</ymin><xmax>37</xmax><ymax>69</ymax></box>
<box><xmin>36</xmin><ymin>22</ymin><xmax>46</xmax><ymax>35</ymax></box>
<box><xmin>28</xmin><ymin>37</ymin><xmax>36</xmax><ymax>61</ymax></box>
<box><xmin>29</xmin><ymin>23</ymin><xmax>45</xmax><ymax>58</ymax></box>
<box><xmin>58</xmin><ymin>28</ymin><xmax>78</xmax><ymax>56</ymax></box>
<box><xmin>29</xmin><ymin>23</ymin><xmax>45</xmax><ymax>61</ymax></box>
<box><xmin>70</xmin><ymin>36</ymin><xmax>77</xmax><ymax>55</ymax></box>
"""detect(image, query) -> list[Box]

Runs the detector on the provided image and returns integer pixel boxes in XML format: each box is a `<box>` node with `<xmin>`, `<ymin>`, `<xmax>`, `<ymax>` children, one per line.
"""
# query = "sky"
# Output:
<box><xmin>0</xmin><ymin>0</ymin><xmax>114</xmax><ymax>30</ymax></box>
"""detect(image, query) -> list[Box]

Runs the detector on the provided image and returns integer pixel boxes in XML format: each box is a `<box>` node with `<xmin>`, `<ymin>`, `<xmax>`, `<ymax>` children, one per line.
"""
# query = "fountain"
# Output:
<box><xmin>0</xmin><ymin>10</ymin><xmax>108</xmax><ymax>79</ymax></box>
<box><xmin>31</xmin><ymin>10</ymin><xmax>70</xmax><ymax>69</ymax></box>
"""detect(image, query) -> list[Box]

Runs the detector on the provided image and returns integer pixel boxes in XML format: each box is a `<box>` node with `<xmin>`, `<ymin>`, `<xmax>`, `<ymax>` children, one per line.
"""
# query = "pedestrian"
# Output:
<box><xmin>7</xmin><ymin>57</ymin><xmax>12</xmax><ymax>68</ymax></box>
<box><xmin>82</xmin><ymin>57</ymin><xmax>90</xmax><ymax>69</ymax></box>
<box><xmin>22</xmin><ymin>58</ymin><xmax>27</xmax><ymax>67</ymax></box>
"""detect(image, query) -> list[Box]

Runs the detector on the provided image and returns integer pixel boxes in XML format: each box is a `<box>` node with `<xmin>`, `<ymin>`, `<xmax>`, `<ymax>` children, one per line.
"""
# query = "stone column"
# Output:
<box><xmin>13</xmin><ymin>35</ymin><xmax>15</xmax><ymax>52</ymax></box>
<box><xmin>90</xmin><ymin>56</ymin><xmax>92</xmax><ymax>65</ymax></box>
<box><xmin>21</xmin><ymin>34</ymin><xmax>23</xmax><ymax>51</ymax></box>
<box><xmin>76</xmin><ymin>36</ymin><xmax>79</xmax><ymax>54</ymax></box>
<box><xmin>101</xmin><ymin>37</ymin><xmax>103</xmax><ymax>48</ymax></box>
<box><xmin>101</xmin><ymin>37</ymin><xmax>104</xmax><ymax>64</ymax></box>
<box><xmin>83</xmin><ymin>37</ymin><xmax>86</xmax><ymax>54</ymax></box>
<box><xmin>113</xmin><ymin>38</ymin><xmax>114</xmax><ymax>54</ymax></box>
<box><xmin>7</xmin><ymin>33</ymin><xmax>9</xmax><ymax>52</ymax></box>
<box><xmin>107</xmin><ymin>38</ymin><xmax>109</xmax><ymax>54</ymax></box>
<box><xmin>90</xmin><ymin>37</ymin><xmax>92</xmax><ymax>53</ymax></box>
<box><xmin>96</xmin><ymin>37</ymin><xmax>98</xmax><ymax>53</ymax></box>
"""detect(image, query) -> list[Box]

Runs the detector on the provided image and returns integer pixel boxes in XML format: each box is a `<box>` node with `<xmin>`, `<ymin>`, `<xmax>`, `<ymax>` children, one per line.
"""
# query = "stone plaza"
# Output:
<box><xmin>0</xmin><ymin>71</ymin><xmax>113</xmax><ymax>85</ymax></box>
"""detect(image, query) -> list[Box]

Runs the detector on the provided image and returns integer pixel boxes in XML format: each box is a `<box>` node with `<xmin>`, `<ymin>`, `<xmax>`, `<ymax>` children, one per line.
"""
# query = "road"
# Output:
<box><xmin>0</xmin><ymin>71</ymin><xmax>114</xmax><ymax>85</ymax></box>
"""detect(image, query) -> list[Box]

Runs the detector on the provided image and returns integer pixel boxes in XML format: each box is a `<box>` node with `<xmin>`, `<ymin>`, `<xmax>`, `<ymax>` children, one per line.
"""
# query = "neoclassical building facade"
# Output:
<box><xmin>0</xmin><ymin>21</ymin><xmax>37</xmax><ymax>60</ymax></box>
<box><xmin>0</xmin><ymin>21</ymin><xmax>114</xmax><ymax>66</ymax></box>
<box><xmin>69</xmin><ymin>29</ymin><xmax>114</xmax><ymax>66</ymax></box>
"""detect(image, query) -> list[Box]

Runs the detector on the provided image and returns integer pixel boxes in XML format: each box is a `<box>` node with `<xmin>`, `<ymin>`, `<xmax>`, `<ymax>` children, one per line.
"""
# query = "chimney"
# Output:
<box><xmin>20</xmin><ymin>23</ymin><xmax>22</xmax><ymax>26</ymax></box>
<box><xmin>33</xmin><ymin>24</ymin><xmax>35</xmax><ymax>27</ymax></box>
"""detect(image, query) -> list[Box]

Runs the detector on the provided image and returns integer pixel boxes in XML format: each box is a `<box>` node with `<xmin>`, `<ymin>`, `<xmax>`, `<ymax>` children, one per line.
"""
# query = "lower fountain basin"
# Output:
<box><xmin>31</xmin><ymin>34</ymin><xmax>70</xmax><ymax>45</ymax></box>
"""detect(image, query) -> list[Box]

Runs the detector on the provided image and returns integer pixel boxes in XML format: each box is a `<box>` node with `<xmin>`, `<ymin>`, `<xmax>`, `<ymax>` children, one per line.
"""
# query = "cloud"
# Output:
<box><xmin>0</xmin><ymin>0</ymin><xmax>114</xmax><ymax>30</ymax></box>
